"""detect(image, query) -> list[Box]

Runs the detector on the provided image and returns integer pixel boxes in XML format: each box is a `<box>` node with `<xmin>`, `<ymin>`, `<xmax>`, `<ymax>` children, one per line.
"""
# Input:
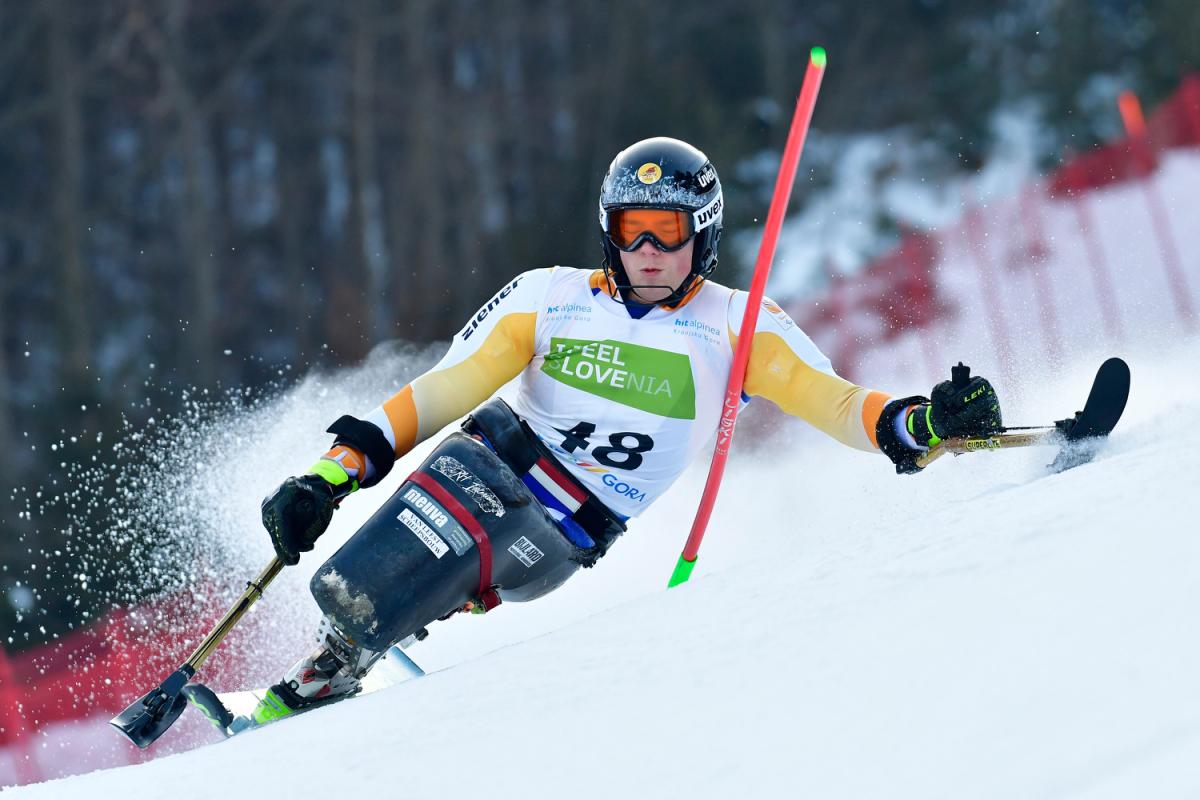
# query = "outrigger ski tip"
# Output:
<box><xmin>1046</xmin><ymin>356</ymin><xmax>1130</xmax><ymax>472</ymax></box>
<box><xmin>110</xmin><ymin>557</ymin><xmax>287</xmax><ymax>748</ymax></box>
<box><xmin>108</xmin><ymin>665</ymin><xmax>195</xmax><ymax>748</ymax></box>
<box><xmin>915</xmin><ymin>357</ymin><xmax>1131</xmax><ymax>473</ymax></box>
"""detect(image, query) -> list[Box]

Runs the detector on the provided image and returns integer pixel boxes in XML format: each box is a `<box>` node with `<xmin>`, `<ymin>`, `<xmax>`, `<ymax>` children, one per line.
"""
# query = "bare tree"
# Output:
<box><xmin>389</xmin><ymin>0</ymin><xmax>446</xmax><ymax>340</ymax></box>
<box><xmin>48</xmin><ymin>0</ymin><xmax>94</xmax><ymax>404</ymax></box>
<box><xmin>128</xmin><ymin>1</ymin><xmax>221</xmax><ymax>387</ymax></box>
<box><xmin>349</xmin><ymin>0</ymin><xmax>391</xmax><ymax>342</ymax></box>
<box><xmin>266</xmin><ymin>17</ymin><xmax>321</xmax><ymax>361</ymax></box>
<box><xmin>0</xmin><ymin>254</ymin><xmax>12</xmax><ymax>470</ymax></box>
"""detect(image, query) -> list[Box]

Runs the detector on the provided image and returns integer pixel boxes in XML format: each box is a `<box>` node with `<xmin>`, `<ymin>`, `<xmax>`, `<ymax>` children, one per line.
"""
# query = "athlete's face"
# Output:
<box><xmin>622</xmin><ymin>239</ymin><xmax>694</xmax><ymax>304</ymax></box>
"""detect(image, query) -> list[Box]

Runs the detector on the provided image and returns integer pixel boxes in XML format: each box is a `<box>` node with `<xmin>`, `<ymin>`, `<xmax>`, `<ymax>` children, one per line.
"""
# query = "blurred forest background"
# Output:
<box><xmin>2</xmin><ymin>0</ymin><xmax>1198</xmax><ymax>649</ymax></box>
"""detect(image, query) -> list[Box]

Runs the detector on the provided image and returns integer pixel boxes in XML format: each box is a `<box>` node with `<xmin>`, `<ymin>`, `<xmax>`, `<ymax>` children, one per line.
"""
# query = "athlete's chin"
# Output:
<box><xmin>629</xmin><ymin>284</ymin><xmax>673</xmax><ymax>303</ymax></box>
<box><xmin>629</xmin><ymin>271</ymin><xmax>670</xmax><ymax>289</ymax></box>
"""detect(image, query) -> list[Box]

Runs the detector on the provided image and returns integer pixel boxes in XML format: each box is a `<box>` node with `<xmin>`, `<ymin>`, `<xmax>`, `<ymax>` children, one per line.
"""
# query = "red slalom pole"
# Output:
<box><xmin>668</xmin><ymin>46</ymin><xmax>827</xmax><ymax>588</ymax></box>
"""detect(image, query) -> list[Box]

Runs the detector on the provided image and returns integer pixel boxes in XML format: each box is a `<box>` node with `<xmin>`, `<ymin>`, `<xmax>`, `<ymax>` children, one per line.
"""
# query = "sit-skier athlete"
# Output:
<box><xmin>185</xmin><ymin>137</ymin><xmax>1002</xmax><ymax>732</ymax></box>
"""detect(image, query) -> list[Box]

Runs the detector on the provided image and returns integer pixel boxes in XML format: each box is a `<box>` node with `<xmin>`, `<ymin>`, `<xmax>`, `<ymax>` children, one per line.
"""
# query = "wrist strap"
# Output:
<box><xmin>875</xmin><ymin>395</ymin><xmax>930</xmax><ymax>474</ymax></box>
<box><xmin>326</xmin><ymin>415</ymin><xmax>395</xmax><ymax>487</ymax></box>
<box><xmin>309</xmin><ymin>458</ymin><xmax>358</xmax><ymax>494</ymax></box>
<box><xmin>914</xmin><ymin>405</ymin><xmax>942</xmax><ymax>448</ymax></box>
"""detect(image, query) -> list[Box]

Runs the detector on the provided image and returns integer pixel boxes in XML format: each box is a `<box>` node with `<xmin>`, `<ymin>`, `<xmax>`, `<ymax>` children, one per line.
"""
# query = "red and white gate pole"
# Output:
<box><xmin>669</xmin><ymin>47</ymin><xmax>827</xmax><ymax>587</ymax></box>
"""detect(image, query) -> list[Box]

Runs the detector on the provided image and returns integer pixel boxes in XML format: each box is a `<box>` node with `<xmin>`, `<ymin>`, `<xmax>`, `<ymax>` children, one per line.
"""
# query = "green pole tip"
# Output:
<box><xmin>810</xmin><ymin>46</ymin><xmax>827</xmax><ymax>69</ymax></box>
<box><xmin>667</xmin><ymin>555</ymin><xmax>698</xmax><ymax>588</ymax></box>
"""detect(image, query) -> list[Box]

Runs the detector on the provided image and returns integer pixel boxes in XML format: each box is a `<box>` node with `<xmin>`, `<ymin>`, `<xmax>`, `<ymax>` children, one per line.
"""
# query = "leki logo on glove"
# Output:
<box><xmin>542</xmin><ymin>338</ymin><xmax>696</xmax><ymax>419</ymax></box>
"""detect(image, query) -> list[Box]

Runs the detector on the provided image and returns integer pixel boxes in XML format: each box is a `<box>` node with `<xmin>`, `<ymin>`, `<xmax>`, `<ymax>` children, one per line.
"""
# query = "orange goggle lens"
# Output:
<box><xmin>608</xmin><ymin>208</ymin><xmax>693</xmax><ymax>251</ymax></box>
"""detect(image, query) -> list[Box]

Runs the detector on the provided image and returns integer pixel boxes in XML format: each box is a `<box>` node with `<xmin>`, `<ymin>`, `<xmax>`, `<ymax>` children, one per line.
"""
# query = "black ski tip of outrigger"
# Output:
<box><xmin>1048</xmin><ymin>357</ymin><xmax>1131</xmax><ymax>473</ymax></box>
<box><xmin>109</xmin><ymin>665</ymin><xmax>195</xmax><ymax>749</ymax></box>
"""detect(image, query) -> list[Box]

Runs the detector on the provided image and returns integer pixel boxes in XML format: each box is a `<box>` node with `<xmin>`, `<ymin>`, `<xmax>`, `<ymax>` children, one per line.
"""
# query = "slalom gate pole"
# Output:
<box><xmin>668</xmin><ymin>47</ymin><xmax>827</xmax><ymax>588</ymax></box>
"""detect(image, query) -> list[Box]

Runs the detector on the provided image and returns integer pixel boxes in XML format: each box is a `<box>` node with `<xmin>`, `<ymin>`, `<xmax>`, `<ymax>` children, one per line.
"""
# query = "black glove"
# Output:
<box><xmin>261</xmin><ymin>475</ymin><xmax>340</xmax><ymax>565</ymax></box>
<box><xmin>876</xmin><ymin>363</ymin><xmax>1002</xmax><ymax>474</ymax></box>
<box><xmin>910</xmin><ymin>366</ymin><xmax>1003</xmax><ymax>446</ymax></box>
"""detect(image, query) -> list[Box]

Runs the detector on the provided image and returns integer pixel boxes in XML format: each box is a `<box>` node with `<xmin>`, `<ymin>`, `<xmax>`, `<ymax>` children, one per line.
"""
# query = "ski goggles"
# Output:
<box><xmin>605</xmin><ymin>208</ymin><xmax>695</xmax><ymax>252</ymax></box>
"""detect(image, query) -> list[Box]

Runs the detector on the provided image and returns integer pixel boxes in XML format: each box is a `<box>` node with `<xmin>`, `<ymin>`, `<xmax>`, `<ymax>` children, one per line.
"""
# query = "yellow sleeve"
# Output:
<box><xmin>740</xmin><ymin>330</ymin><xmax>890</xmax><ymax>452</ymax></box>
<box><xmin>312</xmin><ymin>315</ymin><xmax>533</xmax><ymax>475</ymax></box>
<box><xmin>376</xmin><ymin>312</ymin><xmax>536</xmax><ymax>458</ymax></box>
<box><xmin>362</xmin><ymin>270</ymin><xmax>550</xmax><ymax>460</ymax></box>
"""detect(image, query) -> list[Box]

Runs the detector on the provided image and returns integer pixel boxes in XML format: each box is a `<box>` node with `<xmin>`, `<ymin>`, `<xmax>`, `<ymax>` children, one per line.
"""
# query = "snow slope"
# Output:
<box><xmin>10</xmin><ymin>336</ymin><xmax>1200</xmax><ymax>799</ymax></box>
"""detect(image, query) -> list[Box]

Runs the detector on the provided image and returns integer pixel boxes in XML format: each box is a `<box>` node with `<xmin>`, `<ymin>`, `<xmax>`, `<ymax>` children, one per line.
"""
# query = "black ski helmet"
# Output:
<box><xmin>598</xmin><ymin>137</ymin><xmax>723</xmax><ymax>305</ymax></box>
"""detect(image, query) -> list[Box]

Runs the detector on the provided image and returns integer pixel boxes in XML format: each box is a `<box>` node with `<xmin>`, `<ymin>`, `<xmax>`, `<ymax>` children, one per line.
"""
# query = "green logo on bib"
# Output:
<box><xmin>542</xmin><ymin>338</ymin><xmax>696</xmax><ymax>420</ymax></box>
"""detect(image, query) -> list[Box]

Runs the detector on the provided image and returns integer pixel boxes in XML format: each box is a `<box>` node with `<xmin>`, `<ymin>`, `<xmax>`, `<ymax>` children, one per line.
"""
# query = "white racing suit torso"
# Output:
<box><xmin>510</xmin><ymin>268</ymin><xmax>761</xmax><ymax>518</ymax></box>
<box><xmin>360</xmin><ymin>267</ymin><xmax>892</xmax><ymax>522</ymax></box>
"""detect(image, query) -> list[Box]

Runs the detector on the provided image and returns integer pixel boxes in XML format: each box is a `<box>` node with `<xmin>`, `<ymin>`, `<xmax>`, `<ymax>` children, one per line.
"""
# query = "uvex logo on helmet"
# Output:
<box><xmin>694</xmin><ymin>163</ymin><xmax>717</xmax><ymax>192</ymax></box>
<box><xmin>692</xmin><ymin>194</ymin><xmax>723</xmax><ymax>231</ymax></box>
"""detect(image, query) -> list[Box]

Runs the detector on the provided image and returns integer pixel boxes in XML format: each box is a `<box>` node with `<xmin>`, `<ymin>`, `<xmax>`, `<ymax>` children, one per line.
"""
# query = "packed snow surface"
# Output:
<box><xmin>10</xmin><ymin>336</ymin><xmax>1200</xmax><ymax>799</ymax></box>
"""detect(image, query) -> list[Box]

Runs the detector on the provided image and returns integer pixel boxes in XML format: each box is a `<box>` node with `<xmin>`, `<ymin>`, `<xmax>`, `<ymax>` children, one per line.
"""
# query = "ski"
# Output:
<box><xmin>183</xmin><ymin>644</ymin><xmax>425</xmax><ymax>739</ymax></box>
<box><xmin>914</xmin><ymin>357</ymin><xmax>1131</xmax><ymax>472</ymax></box>
<box><xmin>183</xmin><ymin>682</ymin><xmax>347</xmax><ymax>737</ymax></box>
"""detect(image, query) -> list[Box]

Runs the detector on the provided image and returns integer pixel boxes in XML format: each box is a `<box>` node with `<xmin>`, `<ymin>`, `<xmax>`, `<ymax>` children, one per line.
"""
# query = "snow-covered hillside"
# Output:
<box><xmin>10</xmin><ymin>335</ymin><xmax>1200</xmax><ymax>799</ymax></box>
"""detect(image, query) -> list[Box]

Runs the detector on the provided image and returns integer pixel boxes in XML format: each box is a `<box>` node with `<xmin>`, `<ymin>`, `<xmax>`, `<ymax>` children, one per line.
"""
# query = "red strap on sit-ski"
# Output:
<box><xmin>409</xmin><ymin>472</ymin><xmax>499</xmax><ymax>610</ymax></box>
